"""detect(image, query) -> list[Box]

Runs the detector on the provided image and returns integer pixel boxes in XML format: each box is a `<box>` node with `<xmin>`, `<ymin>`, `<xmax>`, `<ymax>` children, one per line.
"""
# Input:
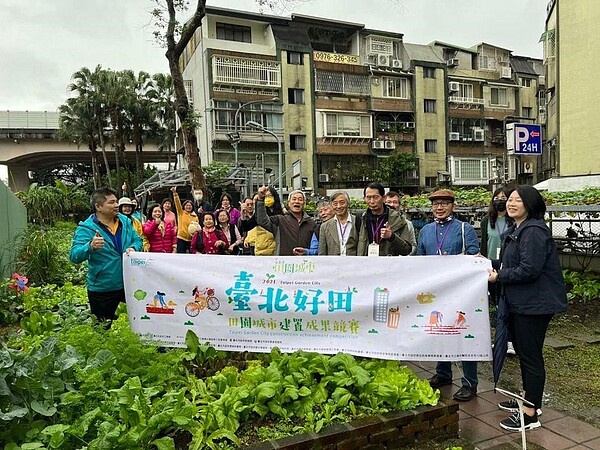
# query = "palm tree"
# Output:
<box><xmin>124</xmin><ymin>70</ymin><xmax>157</xmax><ymax>186</ymax></box>
<box><xmin>151</xmin><ymin>73</ymin><xmax>176</xmax><ymax>171</ymax></box>
<box><xmin>57</xmin><ymin>97</ymin><xmax>101</xmax><ymax>188</ymax></box>
<box><xmin>66</xmin><ymin>66</ymin><xmax>112</xmax><ymax>187</ymax></box>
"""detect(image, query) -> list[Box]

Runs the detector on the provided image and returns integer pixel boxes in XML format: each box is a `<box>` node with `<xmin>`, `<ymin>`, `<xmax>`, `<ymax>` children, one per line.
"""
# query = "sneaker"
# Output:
<box><xmin>428</xmin><ymin>374</ymin><xmax>453</xmax><ymax>389</ymax></box>
<box><xmin>506</xmin><ymin>341</ymin><xmax>516</xmax><ymax>355</ymax></box>
<box><xmin>498</xmin><ymin>399</ymin><xmax>543</xmax><ymax>416</ymax></box>
<box><xmin>500</xmin><ymin>410</ymin><xmax>541</xmax><ymax>432</ymax></box>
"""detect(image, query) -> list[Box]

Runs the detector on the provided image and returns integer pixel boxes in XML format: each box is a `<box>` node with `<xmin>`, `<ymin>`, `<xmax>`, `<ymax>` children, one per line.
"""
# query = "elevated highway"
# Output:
<box><xmin>0</xmin><ymin>111</ymin><xmax>172</xmax><ymax>191</ymax></box>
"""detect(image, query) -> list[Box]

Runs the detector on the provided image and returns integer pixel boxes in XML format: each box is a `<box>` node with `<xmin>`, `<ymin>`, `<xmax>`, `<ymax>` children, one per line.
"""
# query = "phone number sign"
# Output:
<box><xmin>507</xmin><ymin>123</ymin><xmax>543</xmax><ymax>155</ymax></box>
<box><xmin>313</xmin><ymin>51</ymin><xmax>360</xmax><ymax>65</ymax></box>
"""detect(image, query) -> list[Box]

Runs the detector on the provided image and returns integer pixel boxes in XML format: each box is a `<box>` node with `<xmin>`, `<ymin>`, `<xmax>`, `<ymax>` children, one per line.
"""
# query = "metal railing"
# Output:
<box><xmin>212</xmin><ymin>55</ymin><xmax>281</xmax><ymax>88</ymax></box>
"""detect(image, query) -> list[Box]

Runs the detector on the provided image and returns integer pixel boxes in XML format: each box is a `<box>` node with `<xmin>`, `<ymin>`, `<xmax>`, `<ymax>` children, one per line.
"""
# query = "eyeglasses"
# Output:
<box><xmin>431</xmin><ymin>200</ymin><xmax>452</xmax><ymax>207</ymax></box>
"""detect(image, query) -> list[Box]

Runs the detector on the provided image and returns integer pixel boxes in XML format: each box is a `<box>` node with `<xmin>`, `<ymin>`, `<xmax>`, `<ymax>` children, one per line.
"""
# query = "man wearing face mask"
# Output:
<box><xmin>191</xmin><ymin>188</ymin><xmax>213</xmax><ymax>216</ymax></box>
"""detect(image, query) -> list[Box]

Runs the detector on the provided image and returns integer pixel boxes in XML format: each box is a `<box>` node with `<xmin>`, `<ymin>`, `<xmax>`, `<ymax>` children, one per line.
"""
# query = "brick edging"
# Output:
<box><xmin>245</xmin><ymin>400</ymin><xmax>459</xmax><ymax>449</ymax></box>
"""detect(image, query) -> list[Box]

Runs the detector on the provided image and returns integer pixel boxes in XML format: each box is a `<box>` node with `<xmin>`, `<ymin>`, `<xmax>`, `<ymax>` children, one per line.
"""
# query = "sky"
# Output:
<box><xmin>0</xmin><ymin>0</ymin><xmax>547</xmax><ymax>112</ymax></box>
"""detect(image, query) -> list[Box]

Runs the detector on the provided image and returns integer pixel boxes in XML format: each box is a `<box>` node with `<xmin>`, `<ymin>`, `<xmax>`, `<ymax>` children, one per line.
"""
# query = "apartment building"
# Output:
<box><xmin>542</xmin><ymin>0</ymin><xmax>600</xmax><ymax>179</ymax></box>
<box><xmin>180</xmin><ymin>6</ymin><xmax>545</xmax><ymax>193</ymax></box>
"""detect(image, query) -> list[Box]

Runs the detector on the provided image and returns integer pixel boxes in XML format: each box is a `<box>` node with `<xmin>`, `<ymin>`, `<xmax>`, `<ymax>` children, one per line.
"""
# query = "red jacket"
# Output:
<box><xmin>142</xmin><ymin>220</ymin><xmax>176</xmax><ymax>253</ymax></box>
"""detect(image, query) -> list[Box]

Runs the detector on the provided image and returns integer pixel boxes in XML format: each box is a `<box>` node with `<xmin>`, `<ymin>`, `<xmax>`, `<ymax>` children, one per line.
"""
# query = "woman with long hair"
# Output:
<box><xmin>481</xmin><ymin>186</ymin><xmax>513</xmax><ymax>261</ymax></box>
<box><xmin>142</xmin><ymin>204</ymin><xmax>177</xmax><ymax>253</ymax></box>
<box><xmin>219</xmin><ymin>192</ymin><xmax>241</xmax><ymax>225</ymax></box>
<box><xmin>170</xmin><ymin>186</ymin><xmax>198</xmax><ymax>253</ymax></box>
<box><xmin>488</xmin><ymin>185</ymin><xmax>567</xmax><ymax>432</ymax></box>
<box><xmin>215</xmin><ymin>209</ymin><xmax>243</xmax><ymax>254</ymax></box>
<box><xmin>190</xmin><ymin>211</ymin><xmax>228</xmax><ymax>255</ymax></box>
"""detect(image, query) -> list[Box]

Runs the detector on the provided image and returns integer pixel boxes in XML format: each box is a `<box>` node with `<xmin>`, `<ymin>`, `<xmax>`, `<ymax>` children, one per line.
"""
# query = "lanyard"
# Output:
<box><xmin>338</xmin><ymin>219</ymin><xmax>350</xmax><ymax>246</ymax></box>
<box><xmin>435</xmin><ymin>220</ymin><xmax>454</xmax><ymax>255</ymax></box>
<box><xmin>370</xmin><ymin>216</ymin><xmax>386</xmax><ymax>244</ymax></box>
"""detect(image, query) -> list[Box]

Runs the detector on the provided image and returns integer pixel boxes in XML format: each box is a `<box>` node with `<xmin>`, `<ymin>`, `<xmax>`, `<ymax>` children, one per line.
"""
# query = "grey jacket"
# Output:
<box><xmin>318</xmin><ymin>214</ymin><xmax>360</xmax><ymax>256</ymax></box>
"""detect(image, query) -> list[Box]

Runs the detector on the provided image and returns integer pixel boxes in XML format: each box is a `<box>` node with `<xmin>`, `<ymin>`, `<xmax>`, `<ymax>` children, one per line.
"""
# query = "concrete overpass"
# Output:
<box><xmin>0</xmin><ymin>111</ymin><xmax>172</xmax><ymax>191</ymax></box>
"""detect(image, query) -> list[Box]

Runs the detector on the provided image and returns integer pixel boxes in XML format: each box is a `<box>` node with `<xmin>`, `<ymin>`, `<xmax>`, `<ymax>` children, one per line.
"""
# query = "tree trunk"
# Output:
<box><xmin>164</xmin><ymin>0</ymin><xmax>207</xmax><ymax>192</ymax></box>
<box><xmin>96</xmin><ymin>119</ymin><xmax>112</xmax><ymax>188</ymax></box>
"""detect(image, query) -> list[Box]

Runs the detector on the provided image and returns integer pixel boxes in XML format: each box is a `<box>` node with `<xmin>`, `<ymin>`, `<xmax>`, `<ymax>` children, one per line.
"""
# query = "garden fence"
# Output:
<box><xmin>0</xmin><ymin>180</ymin><xmax>27</xmax><ymax>277</ymax></box>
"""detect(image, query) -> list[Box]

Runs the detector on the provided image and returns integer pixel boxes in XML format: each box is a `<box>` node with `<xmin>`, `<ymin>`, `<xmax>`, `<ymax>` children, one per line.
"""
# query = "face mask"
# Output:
<box><xmin>493</xmin><ymin>200</ymin><xmax>507</xmax><ymax>212</ymax></box>
<box><xmin>194</xmin><ymin>194</ymin><xmax>203</xmax><ymax>201</ymax></box>
<box><xmin>264</xmin><ymin>197</ymin><xmax>275</xmax><ymax>208</ymax></box>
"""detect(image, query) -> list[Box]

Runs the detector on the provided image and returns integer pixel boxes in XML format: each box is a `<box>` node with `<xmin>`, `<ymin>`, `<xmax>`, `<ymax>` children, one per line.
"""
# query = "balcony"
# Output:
<box><xmin>315</xmin><ymin>71</ymin><xmax>370</xmax><ymax>96</ymax></box>
<box><xmin>212</xmin><ymin>55</ymin><xmax>281</xmax><ymax>88</ymax></box>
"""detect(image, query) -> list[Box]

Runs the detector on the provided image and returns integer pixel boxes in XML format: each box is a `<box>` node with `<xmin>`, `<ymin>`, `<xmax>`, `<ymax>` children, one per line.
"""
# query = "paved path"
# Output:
<box><xmin>406</xmin><ymin>362</ymin><xmax>600</xmax><ymax>449</ymax></box>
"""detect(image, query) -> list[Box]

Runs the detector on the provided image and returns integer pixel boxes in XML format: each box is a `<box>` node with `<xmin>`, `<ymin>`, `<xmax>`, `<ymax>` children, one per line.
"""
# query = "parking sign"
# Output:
<box><xmin>506</xmin><ymin>123</ymin><xmax>543</xmax><ymax>155</ymax></box>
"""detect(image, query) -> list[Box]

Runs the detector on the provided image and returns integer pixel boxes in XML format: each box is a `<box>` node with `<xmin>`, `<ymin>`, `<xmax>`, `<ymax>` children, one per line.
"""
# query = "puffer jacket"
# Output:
<box><xmin>173</xmin><ymin>192</ymin><xmax>199</xmax><ymax>242</ymax></box>
<box><xmin>143</xmin><ymin>219</ymin><xmax>176</xmax><ymax>253</ymax></box>
<box><xmin>495</xmin><ymin>218</ymin><xmax>567</xmax><ymax>315</ymax></box>
<box><xmin>244</xmin><ymin>225</ymin><xmax>277</xmax><ymax>256</ymax></box>
<box><xmin>69</xmin><ymin>213</ymin><xmax>143</xmax><ymax>292</ymax></box>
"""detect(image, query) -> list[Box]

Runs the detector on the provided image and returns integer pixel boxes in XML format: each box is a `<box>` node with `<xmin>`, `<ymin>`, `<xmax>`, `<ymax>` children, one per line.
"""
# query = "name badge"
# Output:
<box><xmin>368</xmin><ymin>243</ymin><xmax>380</xmax><ymax>257</ymax></box>
<box><xmin>496</xmin><ymin>247</ymin><xmax>501</xmax><ymax>259</ymax></box>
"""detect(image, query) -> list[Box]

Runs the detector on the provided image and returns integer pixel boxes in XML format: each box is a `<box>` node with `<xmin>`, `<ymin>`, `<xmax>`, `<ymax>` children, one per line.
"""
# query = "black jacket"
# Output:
<box><xmin>494</xmin><ymin>218</ymin><xmax>567</xmax><ymax>315</ymax></box>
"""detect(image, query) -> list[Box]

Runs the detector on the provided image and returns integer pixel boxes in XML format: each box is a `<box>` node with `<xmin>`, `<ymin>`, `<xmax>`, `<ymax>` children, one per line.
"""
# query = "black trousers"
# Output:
<box><xmin>177</xmin><ymin>238</ymin><xmax>191</xmax><ymax>254</ymax></box>
<box><xmin>509</xmin><ymin>312</ymin><xmax>553</xmax><ymax>409</ymax></box>
<box><xmin>88</xmin><ymin>289</ymin><xmax>126</xmax><ymax>321</ymax></box>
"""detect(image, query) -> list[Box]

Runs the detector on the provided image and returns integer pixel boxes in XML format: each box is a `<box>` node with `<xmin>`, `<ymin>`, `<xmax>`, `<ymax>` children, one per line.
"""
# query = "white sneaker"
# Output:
<box><xmin>506</xmin><ymin>341</ymin><xmax>516</xmax><ymax>355</ymax></box>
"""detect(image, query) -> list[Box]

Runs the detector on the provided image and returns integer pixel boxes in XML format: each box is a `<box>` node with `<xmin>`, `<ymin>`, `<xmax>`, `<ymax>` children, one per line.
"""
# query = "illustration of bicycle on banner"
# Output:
<box><xmin>185</xmin><ymin>286</ymin><xmax>220</xmax><ymax>317</ymax></box>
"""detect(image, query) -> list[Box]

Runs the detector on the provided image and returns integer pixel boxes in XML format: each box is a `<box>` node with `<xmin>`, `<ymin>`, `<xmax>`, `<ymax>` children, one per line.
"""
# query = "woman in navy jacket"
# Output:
<box><xmin>488</xmin><ymin>185</ymin><xmax>567</xmax><ymax>432</ymax></box>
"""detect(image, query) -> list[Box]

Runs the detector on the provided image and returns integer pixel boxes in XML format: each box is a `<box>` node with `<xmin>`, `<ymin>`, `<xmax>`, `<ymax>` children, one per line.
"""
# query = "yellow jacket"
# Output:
<box><xmin>173</xmin><ymin>192</ymin><xmax>198</xmax><ymax>242</ymax></box>
<box><xmin>131</xmin><ymin>216</ymin><xmax>150</xmax><ymax>251</ymax></box>
<box><xmin>244</xmin><ymin>226</ymin><xmax>276</xmax><ymax>256</ymax></box>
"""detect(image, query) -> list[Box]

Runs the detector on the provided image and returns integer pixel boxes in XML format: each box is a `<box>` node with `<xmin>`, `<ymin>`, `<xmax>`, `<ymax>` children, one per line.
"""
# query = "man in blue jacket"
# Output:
<box><xmin>417</xmin><ymin>188</ymin><xmax>480</xmax><ymax>402</ymax></box>
<box><xmin>70</xmin><ymin>187</ymin><xmax>143</xmax><ymax>321</ymax></box>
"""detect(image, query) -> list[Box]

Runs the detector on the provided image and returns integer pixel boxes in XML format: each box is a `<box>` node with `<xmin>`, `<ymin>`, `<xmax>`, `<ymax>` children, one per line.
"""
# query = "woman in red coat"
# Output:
<box><xmin>143</xmin><ymin>204</ymin><xmax>177</xmax><ymax>253</ymax></box>
<box><xmin>191</xmin><ymin>212</ymin><xmax>228</xmax><ymax>254</ymax></box>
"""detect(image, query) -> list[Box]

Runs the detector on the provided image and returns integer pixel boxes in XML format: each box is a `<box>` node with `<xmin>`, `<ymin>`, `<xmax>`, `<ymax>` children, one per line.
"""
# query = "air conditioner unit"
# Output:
<box><xmin>391</xmin><ymin>59</ymin><xmax>402</xmax><ymax>69</ymax></box>
<box><xmin>501</xmin><ymin>66</ymin><xmax>512</xmax><ymax>79</ymax></box>
<box><xmin>377</xmin><ymin>54</ymin><xmax>391</xmax><ymax>67</ymax></box>
<box><xmin>384</xmin><ymin>140</ymin><xmax>396</xmax><ymax>149</ymax></box>
<box><xmin>448</xmin><ymin>81</ymin><xmax>460</xmax><ymax>92</ymax></box>
<box><xmin>318</xmin><ymin>173</ymin><xmax>330</xmax><ymax>182</ymax></box>
<box><xmin>372</xmin><ymin>140</ymin><xmax>385</xmax><ymax>149</ymax></box>
<box><xmin>447</xmin><ymin>58</ymin><xmax>459</xmax><ymax>67</ymax></box>
<box><xmin>522</xmin><ymin>162</ymin><xmax>534</xmax><ymax>174</ymax></box>
<box><xmin>449</xmin><ymin>132</ymin><xmax>460</xmax><ymax>141</ymax></box>
<box><xmin>473</xmin><ymin>129</ymin><xmax>485</xmax><ymax>141</ymax></box>
<box><xmin>404</xmin><ymin>122</ymin><xmax>415</xmax><ymax>128</ymax></box>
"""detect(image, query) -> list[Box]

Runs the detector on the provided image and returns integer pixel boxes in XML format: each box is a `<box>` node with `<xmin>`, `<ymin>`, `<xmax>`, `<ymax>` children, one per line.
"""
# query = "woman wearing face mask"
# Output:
<box><xmin>244</xmin><ymin>187</ymin><xmax>282</xmax><ymax>256</ymax></box>
<box><xmin>481</xmin><ymin>187</ymin><xmax>513</xmax><ymax>260</ymax></box>
<box><xmin>481</xmin><ymin>186</ymin><xmax>515</xmax><ymax>354</ymax></box>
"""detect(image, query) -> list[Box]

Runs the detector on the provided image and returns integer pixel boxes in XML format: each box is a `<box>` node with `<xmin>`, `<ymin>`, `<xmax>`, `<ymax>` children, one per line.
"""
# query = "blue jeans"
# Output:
<box><xmin>436</xmin><ymin>361</ymin><xmax>478</xmax><ymax>388</ymax></box>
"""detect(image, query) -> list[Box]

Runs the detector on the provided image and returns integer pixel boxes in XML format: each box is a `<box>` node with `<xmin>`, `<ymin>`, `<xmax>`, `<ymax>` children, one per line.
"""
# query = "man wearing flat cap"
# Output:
<box><xmin>417</xmin><ymin>188</ymin><xmax>480</xmax><ymax>402</ymax></box>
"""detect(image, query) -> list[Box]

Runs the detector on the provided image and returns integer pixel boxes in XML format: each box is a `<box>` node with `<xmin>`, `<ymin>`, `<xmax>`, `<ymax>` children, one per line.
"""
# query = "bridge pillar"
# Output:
<box><xmin>7</xmin><ymin>164</ymin><xmax>29</xmax><ymax>192</ymax></box>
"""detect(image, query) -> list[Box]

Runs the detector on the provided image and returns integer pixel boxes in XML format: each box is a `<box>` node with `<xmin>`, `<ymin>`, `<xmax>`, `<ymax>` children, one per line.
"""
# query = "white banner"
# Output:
<box><xmin>124</xmin><ymin>254</ymin><xmax>492</xmax><ymax>361</ymax></box>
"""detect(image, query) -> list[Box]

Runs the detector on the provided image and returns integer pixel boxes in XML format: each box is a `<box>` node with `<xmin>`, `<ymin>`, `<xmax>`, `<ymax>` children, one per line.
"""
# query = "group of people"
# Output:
<box><xmin>69</xmin><ymin>182</ymin><xmax>566</xmax><ymax>433</ymax></box>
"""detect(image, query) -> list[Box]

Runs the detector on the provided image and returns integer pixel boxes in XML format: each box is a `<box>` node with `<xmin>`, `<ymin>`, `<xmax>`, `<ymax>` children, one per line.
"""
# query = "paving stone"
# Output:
<box><xmin>544</xmin><ymin>337</ymin><xmax>575</xmax><ymax>349</ymax></box>
<box><xmin>569</xmin><ymin>332</ymin><xmax>600</xmax><ymax>344</ymax></box>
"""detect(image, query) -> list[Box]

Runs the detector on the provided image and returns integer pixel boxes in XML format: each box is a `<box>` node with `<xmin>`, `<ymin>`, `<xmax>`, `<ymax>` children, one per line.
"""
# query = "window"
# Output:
<box><xmin>425</xmin><ymin>176</ymin><xmax>438</xmax><ymax>187</ymax></box>
<box><xmin>490</xmin><ymin>87</ymin><xmax>508</xmax><ymax>106</ymax></box>
<box><xmin>424</xmin><ymin>139</ymin><xmax>437</xmax><ymax>153</ymax></box>
<box><xmin>423</xmin><ymin>67</ymin><xmax>436</xmax><ymax>79</ymax></box>
<box><xmin>424</xmin><ymin>99</ymin><xmax>436</xmax><ymax>113</ymax></box>
<box><xmin>287</xmin><ymin>51</ymin><xmax>303</xmax><ymax>65</ymax></box>
<box><xmin>458</xmin><ymin>83</ymin><xmax>473</xmax><ymax>100</ymax></box>
<box><xmin>216</xmin><ymin>22</ymin><xmax>251</xmax><ymax>43</ymax></box>
<box><xmin>323</xmin><ymin>113</ymin><xmax>372</xmax><ymax>138</ymax></box>
<box><xmin>290</xmin><ymin>135</ymin><xmax>306</xmax><ymax>150</ymax></box>
<box><xmin>288</xmin><ymin>88</ymin><xmax>305</xmax><ymax>105</ymax></box>
<box><xmin>383</xmin><ymin>77</ymin><xmax>409</xmax><ymax>99</ymax></box>
<box><xmin>452</xmin><ymin>158</ymin><xmax>489</xmax><ymax>182</ymax></box>
<box><xmin>213</xmin><ymin>100</ymin><xmax>283</xmax><ymax>133</ymax></box>
<box><xmin>522</xmin><ymin>107</ymin><xmax>533</xmax><ymax>118</ymax></box>
<box><xmin>521</xmin><ymin>78</ymin><xmax>532</xmax><ymax>87</ymax></box>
